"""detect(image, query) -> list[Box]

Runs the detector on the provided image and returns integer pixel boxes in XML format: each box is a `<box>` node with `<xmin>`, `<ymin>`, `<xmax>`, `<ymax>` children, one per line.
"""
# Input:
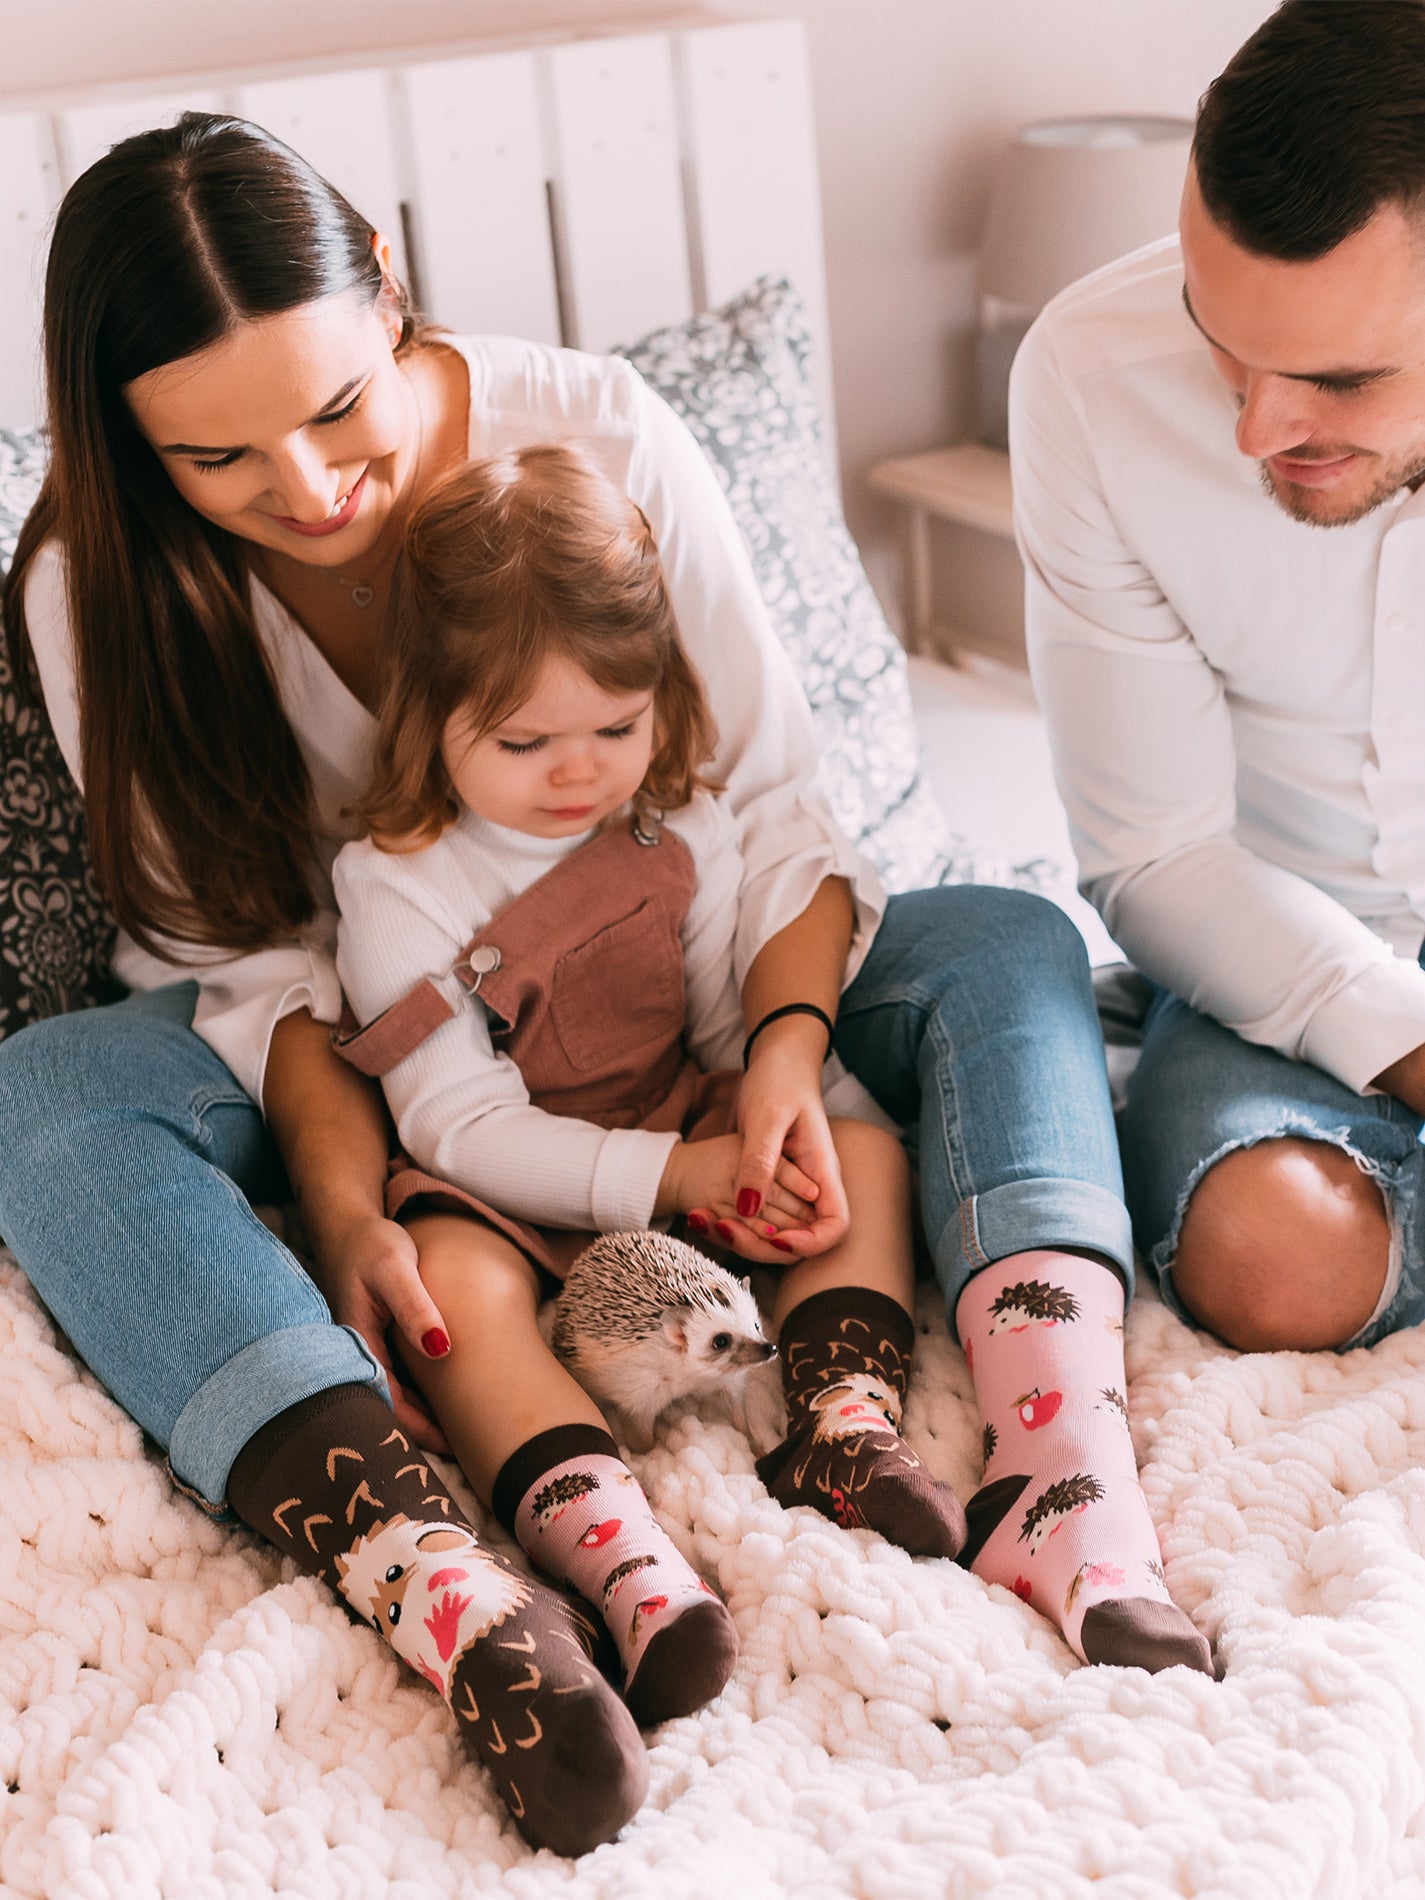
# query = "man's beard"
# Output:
<box><xmin>1261</xmin><ymin>445</ymin><xmax>1425</xmax><ymax>526</ymax></box>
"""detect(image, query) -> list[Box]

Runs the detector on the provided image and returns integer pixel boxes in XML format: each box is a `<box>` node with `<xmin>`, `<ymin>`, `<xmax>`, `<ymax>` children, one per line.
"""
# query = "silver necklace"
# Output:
<box><xmin>332</xmin><ymin>377</ymin><xmax>426</xmax><ymax>609</ymax></box>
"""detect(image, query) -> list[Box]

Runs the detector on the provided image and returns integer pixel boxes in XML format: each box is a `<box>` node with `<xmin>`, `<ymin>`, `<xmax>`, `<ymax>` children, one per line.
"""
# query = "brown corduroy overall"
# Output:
<box><xmin>334</xmin><ymin>815</ymin><xmax>740</xmax><ymax>1276</ymax></box>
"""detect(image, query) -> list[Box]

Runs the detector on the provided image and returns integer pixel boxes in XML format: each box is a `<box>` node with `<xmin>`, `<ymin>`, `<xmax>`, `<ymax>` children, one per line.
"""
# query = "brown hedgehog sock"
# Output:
<box><xmin>227</xmin><ymin>1385</ymin><xmax>647</xmax><ymax>1854</ymax></box>
<box><xmin>495</xmin><ymin>1423</ymin><xmax>738</xmax><ymax>1728</ymax></box>
<box><xmin>955</xmin><ymin>1254</ymin><xmax>1213</xmax><ymax>1676</ymax></box>
<box><xmin>754</xmin><ymin>1287</ymin><xmax>966</xmax><ymax>1559</ymax></box>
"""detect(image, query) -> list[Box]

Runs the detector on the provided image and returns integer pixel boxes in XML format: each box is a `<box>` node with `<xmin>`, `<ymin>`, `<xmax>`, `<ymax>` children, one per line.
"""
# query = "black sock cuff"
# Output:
<box><xmin>491</xmin><ymin>1422</ymin><xmax>621</xmax><ymax>1534</ymax></box>
<box><xmin>777</xmin><ymin>1285</ymin><xmax>915</xmax><ymax>1356</ymax></box>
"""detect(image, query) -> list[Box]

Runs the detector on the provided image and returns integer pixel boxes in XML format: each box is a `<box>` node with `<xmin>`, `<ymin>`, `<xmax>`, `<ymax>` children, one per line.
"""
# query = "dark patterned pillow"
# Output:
<box><xmin>618</xmin><ymin>277</ymin><xmax>1005</xmax><ymax>892</ymax></box>
<box><xmin>0</xmin><ymin>428</ymin><xmax>117</xmax><ymax>1042</ymax></box>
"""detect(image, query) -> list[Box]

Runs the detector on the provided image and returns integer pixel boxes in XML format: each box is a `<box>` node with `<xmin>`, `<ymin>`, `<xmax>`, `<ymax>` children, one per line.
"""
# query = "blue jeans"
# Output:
<box><xmin>1120</xmin><ymin>984</ymin><xmax>1425</xmax><ymax>1348</ymax></box>
<box><xmin>834</xmin><ymin>886</ymin><xmax>1133</xmax><ymax>1331</ymax></box>
<box><xmin>0</xmin><ymin>886</ymin><xmax>1129</xmax><ymax>1505</ymax></box>
<box><xmin>0</xmin><ymin>982</ymin><xmax>387</xmax><ymax>1508</ymax></box>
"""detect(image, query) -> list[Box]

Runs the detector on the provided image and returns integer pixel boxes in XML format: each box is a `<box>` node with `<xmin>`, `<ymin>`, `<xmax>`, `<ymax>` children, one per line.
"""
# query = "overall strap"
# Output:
<box><xmin>331</xmin><ymin>944</ymin><xmax>503</xmax><ymax>1078</ymax></box>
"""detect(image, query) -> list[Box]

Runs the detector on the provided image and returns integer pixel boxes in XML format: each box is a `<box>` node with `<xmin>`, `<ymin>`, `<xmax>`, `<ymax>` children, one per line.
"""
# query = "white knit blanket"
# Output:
<box><xmin>6</xmin><ymin>1246</ymin><xmax>1425</xmax><ymax>1900</ymax></box>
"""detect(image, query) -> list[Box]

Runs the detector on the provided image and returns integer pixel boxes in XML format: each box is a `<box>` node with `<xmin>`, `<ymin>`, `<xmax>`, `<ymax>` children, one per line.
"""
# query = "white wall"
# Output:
<box><xmin>0</xmin><ymin>0</ymin><xmax>1275</xmax><ymax>627</ymax></box>
<box><xmin>718</xmin><ymin>0</ymin><xmax>1276</xmax><ymax>593</ymax></box>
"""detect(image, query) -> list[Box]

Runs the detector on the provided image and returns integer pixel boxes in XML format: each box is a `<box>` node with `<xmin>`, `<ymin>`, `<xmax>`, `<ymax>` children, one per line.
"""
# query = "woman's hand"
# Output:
<box><xmin>313</xmin><ymin>1208</ymin><xmax>454</xmax><ymax>1454</ymax></box>
<box><xmin>720</xmin><ymin>1015</ymin><xmax>850</xmax><ymax>1260</ymax></box>
<box><xmin>263</xmin><ymin>1008</ymin><xmax>452</xmax><ymax>1452</ymax></box>
<box><xmin>658</xmin><ymin>1131</ymin><xmax>820</xmax><ymax>1263</ymax></box>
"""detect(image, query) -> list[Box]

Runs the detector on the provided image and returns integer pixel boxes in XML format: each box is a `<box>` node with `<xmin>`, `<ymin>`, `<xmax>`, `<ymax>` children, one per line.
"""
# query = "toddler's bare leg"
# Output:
<box><xmin>403</xmin><ymin>1211</ymin><xmax>738</xmax><ymax>1725</ymax></box>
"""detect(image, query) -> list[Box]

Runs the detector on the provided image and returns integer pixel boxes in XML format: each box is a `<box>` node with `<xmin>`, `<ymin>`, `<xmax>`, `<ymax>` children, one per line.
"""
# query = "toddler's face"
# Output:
<box><xmin>441</xmin><ymin>654</ymin><xmax>656</xmax><ymax>838</ymax></box>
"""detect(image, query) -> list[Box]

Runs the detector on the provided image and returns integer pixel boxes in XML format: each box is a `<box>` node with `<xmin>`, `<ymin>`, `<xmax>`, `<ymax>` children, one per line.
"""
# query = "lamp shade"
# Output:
<box><xmin>977</xmin><ymin>115</ymin><xmax>1193</xmax><ymax>308</ymax></box>
<box><xmin>974</xmin><ymin>115</ymin><xmax>1192</xmax><ymax>448</ymax></box>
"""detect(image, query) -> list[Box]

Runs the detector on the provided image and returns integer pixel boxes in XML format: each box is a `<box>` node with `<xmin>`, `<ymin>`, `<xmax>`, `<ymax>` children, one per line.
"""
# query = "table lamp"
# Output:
<box><xmin>976</xmin><ymin>115</ymin><xmax>1193</xmax><ymax>449</ymax></box>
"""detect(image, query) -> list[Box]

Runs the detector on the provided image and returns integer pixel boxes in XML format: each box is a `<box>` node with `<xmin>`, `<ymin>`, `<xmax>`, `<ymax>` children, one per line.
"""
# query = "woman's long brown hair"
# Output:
<box><xmin>359</xmin><ymin>444</ymin><xmax>720</xmax><ymax>849</ymax></box>
<box><xmin>1</xmin><ymin>112</ymin><xmax>426</xmax><ymax>957</ymax></box>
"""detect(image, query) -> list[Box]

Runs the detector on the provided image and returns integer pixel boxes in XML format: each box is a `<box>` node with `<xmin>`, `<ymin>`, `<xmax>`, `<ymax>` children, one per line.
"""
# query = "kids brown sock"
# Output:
<box><xmin>227</xmin><ymin>1384</ymin><xmax>648</xmax><ymax>1856</ymax></box>
<box><xmin>755</xmin><ymin>1287</ymin><xmax>967</xmax><ymax>1559</ymax></box>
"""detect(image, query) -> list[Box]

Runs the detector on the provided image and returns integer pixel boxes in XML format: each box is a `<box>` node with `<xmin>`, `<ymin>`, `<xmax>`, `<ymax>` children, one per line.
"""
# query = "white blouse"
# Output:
<box><xmin>1014</xmin><ymin>238</ymin><xmax>1425</xmax><ymax>1095</ymax></box>
<box><xmin>24</xmin><ymin>335</ymin><xmax>885</xmax><ymax>1106</ymax></box>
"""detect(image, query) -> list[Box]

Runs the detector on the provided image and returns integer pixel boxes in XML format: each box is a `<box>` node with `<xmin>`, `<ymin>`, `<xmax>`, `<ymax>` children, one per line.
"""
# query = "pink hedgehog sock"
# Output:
<box><xmin>956</xmin><ymin>1253</ymin><xmax>1212</xmax><ymax>1675</ymax></box>
<box><xmin>494</xmin><ymin>1424</ymin><xmax>738</xmax><ymax>1726</ymax></box>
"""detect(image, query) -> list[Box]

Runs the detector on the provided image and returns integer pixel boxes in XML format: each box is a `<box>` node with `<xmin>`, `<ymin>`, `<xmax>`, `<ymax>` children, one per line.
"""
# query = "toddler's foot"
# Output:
<box><xmin>496</xmin><ymin>1424</ymin><xmax>739</xmax><ymax>1726</ymax></box>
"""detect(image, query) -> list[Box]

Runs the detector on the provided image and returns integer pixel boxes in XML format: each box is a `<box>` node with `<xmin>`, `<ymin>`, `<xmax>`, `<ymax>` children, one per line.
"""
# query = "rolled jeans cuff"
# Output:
<box><xmin>933</xmin><ymin>1176</ymin><xmax>1136</xmax><ymax>1338</ymax></box>
<box><xmin>167</xmin><ymin>1322</ymin><xmax>391</xmax><ymax>1511</ymax></box>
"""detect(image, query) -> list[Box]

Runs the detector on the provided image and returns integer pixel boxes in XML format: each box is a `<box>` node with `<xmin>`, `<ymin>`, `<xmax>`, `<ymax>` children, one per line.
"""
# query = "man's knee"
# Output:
<box><xmin>1171</xmin><ymin>1137</ymin><xmax>1389</xmax><ymax>1351</ymax></box>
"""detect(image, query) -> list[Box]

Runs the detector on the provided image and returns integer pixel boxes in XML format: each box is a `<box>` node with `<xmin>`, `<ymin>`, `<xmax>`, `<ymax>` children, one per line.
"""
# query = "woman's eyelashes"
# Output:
<box><xmin>188</xmin><ymin>387</ymin><xmax>369</xmax><ymax>474</ymax></box>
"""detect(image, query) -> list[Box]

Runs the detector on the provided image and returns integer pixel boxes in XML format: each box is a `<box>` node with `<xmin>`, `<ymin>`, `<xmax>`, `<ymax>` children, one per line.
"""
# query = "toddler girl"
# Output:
<box><xmin>332</xmin><ymin>444</ymin><xmax>968</xmax><ymax>1736</ymax></box>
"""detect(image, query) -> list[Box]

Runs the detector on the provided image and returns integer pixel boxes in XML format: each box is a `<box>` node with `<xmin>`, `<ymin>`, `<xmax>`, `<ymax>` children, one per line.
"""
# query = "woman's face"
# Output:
<box><xmin>123</xmin><ymin>286</ymin><xmax>417</xmax><ymax>570</ymax></box>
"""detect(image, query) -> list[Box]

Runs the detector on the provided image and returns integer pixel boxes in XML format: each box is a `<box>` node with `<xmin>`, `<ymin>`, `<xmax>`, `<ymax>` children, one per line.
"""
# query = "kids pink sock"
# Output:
<box><xmin>494</xmin><ymin>1425</ymin><xmax>738</xmax><ymax>1727</ymax></box>
<box><xmin>956</xmin><ymin>1252</ymin><xmax>1212</xmax><ymax>1675</ymax></box>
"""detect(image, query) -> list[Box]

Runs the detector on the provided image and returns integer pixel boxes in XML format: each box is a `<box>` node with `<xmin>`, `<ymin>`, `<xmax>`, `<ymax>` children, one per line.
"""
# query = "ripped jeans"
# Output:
<box><xmin>1119</xmin><ymin>984</ymin><xmax>1425</xmax><ymax>1349</ymax></box>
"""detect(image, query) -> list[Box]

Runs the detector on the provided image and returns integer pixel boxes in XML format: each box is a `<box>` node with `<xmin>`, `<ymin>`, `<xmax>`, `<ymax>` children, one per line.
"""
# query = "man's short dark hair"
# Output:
<box><xmin>1195</xmin><ymin>0</ymin><xmax>1425</xmax><ymax>259</ymax></box>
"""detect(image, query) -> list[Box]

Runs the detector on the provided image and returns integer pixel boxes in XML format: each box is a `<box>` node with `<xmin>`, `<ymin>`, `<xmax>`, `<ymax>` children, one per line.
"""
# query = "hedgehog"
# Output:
<box><xmin>550</xmin><ymin>1230</ymin><xmax>775</xmax><ymax>1451</ymax></box>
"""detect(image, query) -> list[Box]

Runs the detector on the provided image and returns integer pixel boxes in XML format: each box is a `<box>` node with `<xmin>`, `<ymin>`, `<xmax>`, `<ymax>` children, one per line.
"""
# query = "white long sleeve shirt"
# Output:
<box><xmin>333</xmin><ymin>796</ymin><xmax>883</xmax><ymax>1232</ymax></box>
<box><xmin>1013</xmin><ymin>237</ymin><xmax>1425</xmax><ymax>1095</ymax></box>
<box><xmin>24</xmin><ymin>334</ymin><xmax>884</xmax><ymax>1106</ymax></box>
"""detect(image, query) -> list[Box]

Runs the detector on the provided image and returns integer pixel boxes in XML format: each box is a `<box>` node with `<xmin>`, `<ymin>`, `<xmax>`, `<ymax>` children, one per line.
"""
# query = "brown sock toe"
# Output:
<box><xmin>1079</xmin><ymin>1597</ymin><xmax>1215</xmax><ymax>1676</ymax></box>
<box><xmin>451</xmin><ymin>1598</ymin><xmax>649</xmax><ymax>1854</ymax></box>
<box><xmin>622</xmin><ymin>1596</ymin><xmax>739</xmax><ymax>1727</ymax></box>
<box><xmin>760</xmin><ymin>1430</ymin><xmax>967</xmax><ymax>1560</ymax></box>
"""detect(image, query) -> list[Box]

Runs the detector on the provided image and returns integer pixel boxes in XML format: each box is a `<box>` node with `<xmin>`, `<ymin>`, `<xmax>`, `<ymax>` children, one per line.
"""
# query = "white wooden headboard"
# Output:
<box><xmin>0</xmin><ymin>18</ymin><xmax>831</xmax><ymax>438</ymax></box>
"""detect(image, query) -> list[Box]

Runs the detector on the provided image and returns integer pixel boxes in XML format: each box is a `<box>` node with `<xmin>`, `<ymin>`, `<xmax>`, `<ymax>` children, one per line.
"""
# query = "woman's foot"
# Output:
<box><xmin>228</xmin><ymin>1385</ymin><xmax>648</xmax><ymax>1854</ymax></box>
<box><xmin>956</xmin><ymin>1254</ymin><xmax>1213</xmax><ymax>1676</ymax></box>
<box><xmin>755</xmin><ymin>1287</ymin><xmax>966</xmax><ymax>1559</ymax></box>
<box><xmin>495</xmin><ymin>1424</ymin><xmax>739</xmax><ymax>1727</ymax></box>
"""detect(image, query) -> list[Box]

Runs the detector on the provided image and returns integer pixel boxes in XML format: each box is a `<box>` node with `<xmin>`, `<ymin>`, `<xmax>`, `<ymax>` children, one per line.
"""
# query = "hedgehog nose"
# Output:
<box><xmin>759</xmin><ymin>1341</ymin><xmax>777</xmax><ymax>1360</ymax></box>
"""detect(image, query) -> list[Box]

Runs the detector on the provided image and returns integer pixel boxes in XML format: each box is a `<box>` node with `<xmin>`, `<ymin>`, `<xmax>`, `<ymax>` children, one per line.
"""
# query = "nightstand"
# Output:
<box><xmin>869</xmin><ymin>443</ymin><xmax>1023</xmax><ymax>667</ymax></box>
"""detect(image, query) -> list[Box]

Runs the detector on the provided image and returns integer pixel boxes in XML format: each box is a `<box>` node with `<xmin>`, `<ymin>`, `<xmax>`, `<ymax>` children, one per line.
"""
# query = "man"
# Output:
<box><xmin>1014</xmin><ymin>0</ymin><xmax>1425</xmax><ymax>1352</ymax></box>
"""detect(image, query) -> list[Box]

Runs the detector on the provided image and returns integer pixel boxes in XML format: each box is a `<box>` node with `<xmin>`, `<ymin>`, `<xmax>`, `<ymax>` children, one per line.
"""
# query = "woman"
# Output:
<box><xmin>0</xmin><ymin>115</ymin><xmax>1204</xmax><ymax>1857</ymax></box>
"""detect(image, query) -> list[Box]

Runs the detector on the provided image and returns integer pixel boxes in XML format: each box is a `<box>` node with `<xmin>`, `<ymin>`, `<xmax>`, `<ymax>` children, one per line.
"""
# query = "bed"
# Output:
<box><xmin>3</xmin><ymin>23</ymin><xmax>1424</xmax><ymax>1900</ymax></box>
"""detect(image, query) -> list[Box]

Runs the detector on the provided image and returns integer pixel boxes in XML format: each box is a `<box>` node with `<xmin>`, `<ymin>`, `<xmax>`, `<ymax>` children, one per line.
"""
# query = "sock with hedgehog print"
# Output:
<box><xmin>227</xmin><ymin>1384</ymin><xmax>648</xmax><ymax>1855</ymax></box>
<box><xmin>494</xmin><ymin>1423</ymin><xmax>738</xmax><ymax>1727</ymax></box>
<box><xmin>955</xmin><ymin>1254</ymin><xmax>1213</xmax><ymax>1675</ymax></box>
<box><xmin>755</xmin><ymin>1286</ymin><xmax>967</xmax><ymax>1559</ymax></box>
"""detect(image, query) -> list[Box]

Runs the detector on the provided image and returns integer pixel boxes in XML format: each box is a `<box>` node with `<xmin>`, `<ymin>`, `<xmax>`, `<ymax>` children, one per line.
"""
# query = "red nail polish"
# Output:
<box><xmin>687</xmin><ymin>1212</ymin><xmax>709</xmax><ymax>1233</ymax></box>
<box><xmin>714</xmin><ymin>1221</ymin><xmax>736</xmax><ymax>1244</ymax></box>
<box><xmin>771</xmin><ymin>1239</ymin><xmax>796</xmax><ymax>1254</ymax></box>
<box><xmin>737</xmin><ymin>1188</ymin><xmax>762</xmax><ymax>1218</ymax></box>
<box><xmin>422</xmin><ymin>1328</ymin><xmax>451</xmax><ymax>1358</ymax></box>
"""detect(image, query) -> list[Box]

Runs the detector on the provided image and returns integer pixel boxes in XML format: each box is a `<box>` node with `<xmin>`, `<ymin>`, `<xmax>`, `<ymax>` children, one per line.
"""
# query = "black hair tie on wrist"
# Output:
<box><xmin>742</xmin><ymin>1002</ymin><xmax>835</xmax><ymax>1070</ymax></box>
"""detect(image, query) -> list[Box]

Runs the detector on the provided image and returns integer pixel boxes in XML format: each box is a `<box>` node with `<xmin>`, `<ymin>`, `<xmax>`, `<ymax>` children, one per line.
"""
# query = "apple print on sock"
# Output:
<box><xmin>1014</xmin><ymin>1388</ymin><xmax>1062</xmax><ymax>1431</ymax></box>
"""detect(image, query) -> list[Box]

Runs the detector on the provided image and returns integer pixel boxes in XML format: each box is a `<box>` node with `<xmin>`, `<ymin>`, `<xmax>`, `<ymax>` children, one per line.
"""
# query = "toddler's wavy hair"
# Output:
<box><xmin>361</xmin><ymin>443</ymin><xmax>719</xmax><ymax>847</ymax></box>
